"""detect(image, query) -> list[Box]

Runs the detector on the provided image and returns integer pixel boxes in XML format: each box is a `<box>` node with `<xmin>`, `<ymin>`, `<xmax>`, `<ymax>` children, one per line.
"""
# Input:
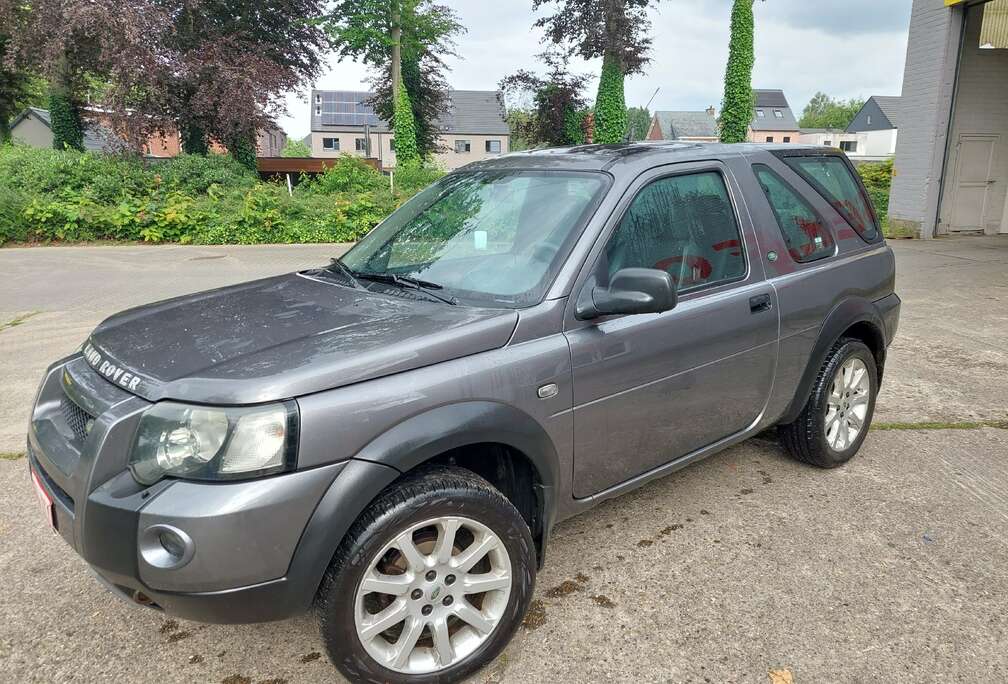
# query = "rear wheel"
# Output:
<box><xmin>779</xmin><ymin>338</ymin><xmax>878</xmax><ymax>468</ymax></box>
<box><xmin>316</xmin><ymin>466</ymin><xmax>535</xmax><ymax>684</ymax></box>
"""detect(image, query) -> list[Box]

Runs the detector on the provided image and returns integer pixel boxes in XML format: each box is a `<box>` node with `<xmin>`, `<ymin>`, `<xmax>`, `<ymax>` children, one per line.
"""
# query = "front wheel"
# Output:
<box><xmin>779</xmin><ymin>338</ymin><xmax>878</xmax><ymax>468</ymax></box>
<box><xmin>316</xmin><ymin>466</ymin><xmax>535</xmax><ymax>684</ymax></box>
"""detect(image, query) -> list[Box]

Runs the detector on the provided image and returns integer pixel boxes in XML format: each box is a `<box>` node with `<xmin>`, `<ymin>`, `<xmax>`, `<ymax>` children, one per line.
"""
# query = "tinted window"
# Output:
<box><xmin>754</xmin><ymin>165</ymin><xmax>835</xmax><ymax>263</ymax></box>
<box><xmin>604</xmin><ymin>172</ymin><xmax>745</xmax><ymax>291</ymax></box>
<box><xmin>781</xmin><ymin>155</ymin><xmax>880</xmax><ymax>241</ymax></box>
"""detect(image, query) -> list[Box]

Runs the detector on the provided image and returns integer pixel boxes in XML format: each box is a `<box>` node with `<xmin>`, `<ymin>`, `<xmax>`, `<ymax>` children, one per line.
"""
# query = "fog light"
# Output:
<box><xmin>139</xmin><ymin>524</ymin><xmax>195</xmax><ymax>570</ymax></box>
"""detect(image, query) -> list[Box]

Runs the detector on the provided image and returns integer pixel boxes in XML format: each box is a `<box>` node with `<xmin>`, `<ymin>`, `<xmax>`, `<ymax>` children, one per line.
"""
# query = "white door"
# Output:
<box><xmin>949</xmin><ymin>135</ymin><xmax>999</xmax><ymax>233</ymax></box>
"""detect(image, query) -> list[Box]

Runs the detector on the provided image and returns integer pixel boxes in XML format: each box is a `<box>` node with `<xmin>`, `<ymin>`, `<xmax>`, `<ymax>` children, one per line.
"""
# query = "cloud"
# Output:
<box><xmin>278</xmin><ymin>0</ymin><xmax>912</xmax><ymax>138</ymax></box>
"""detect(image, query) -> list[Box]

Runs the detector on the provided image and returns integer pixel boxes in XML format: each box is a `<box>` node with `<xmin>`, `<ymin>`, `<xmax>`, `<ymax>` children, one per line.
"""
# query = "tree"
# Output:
<box><xmin>326</xmin><ymin>0</ymin><xmax>464</xmax><ymax>157</ymax></box>
<box><xmin>720</xmin><ymin>0</ymin><xmax>756</xmax><ymax>143</ymax></box>
<box><xmin>282</xmin><ymin>138</ymin><xmax>312</xmax><ymax>157</ymax></box>
<box><xmin>799</xmin><ymin>92</ymin><xmax>865</xmax><ymax>130</ymax></box>
<box><xmin>533</xmin><ymin>0</ymin><xmax>659</xmax><ymax>144</ymax></box>
<box><xmin>625</xmin><ymin>105</ymin><xmax>650</xmax><ymax>141</ymax></box>
<box><xmin>499</xmin><ymin>51</ymin><xmax>591</xmax><ymax>148</ymax></box>
<box><xmin>393</xmin><ymin>81</ymin><xmax>420</xmax><ymax>164</ymax></box>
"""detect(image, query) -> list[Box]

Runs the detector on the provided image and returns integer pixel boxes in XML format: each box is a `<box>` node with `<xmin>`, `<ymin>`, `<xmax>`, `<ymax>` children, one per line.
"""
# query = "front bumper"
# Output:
<box><xmin>28</xmin><ymin>355</ymin><xmax>345</xmax><ymax>623</ymax></box>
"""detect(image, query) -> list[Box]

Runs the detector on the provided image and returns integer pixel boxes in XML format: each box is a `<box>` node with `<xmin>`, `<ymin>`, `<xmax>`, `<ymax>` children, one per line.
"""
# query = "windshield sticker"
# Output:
<box><xmin>82</xmin><ymin>342</ymin><xmax>143</xmax><ymax>392</ymax></box>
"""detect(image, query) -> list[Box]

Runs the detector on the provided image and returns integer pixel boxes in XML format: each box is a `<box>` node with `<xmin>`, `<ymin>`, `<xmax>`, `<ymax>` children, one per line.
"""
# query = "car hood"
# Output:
<box><xmin>83</xmin><ymin>273</ymin><xmax>519</xmax><ymax>404</ymax></box>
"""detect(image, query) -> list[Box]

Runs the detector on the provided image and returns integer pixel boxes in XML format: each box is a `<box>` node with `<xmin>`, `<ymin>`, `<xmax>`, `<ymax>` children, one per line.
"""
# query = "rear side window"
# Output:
<box><xmin>779</xmin><ymin>155</ymin><xmax>880</xmax><ymax>242</ymax></box>
<box><xmin>604</xmin><ymin>171</ymin><xmax>745</xmax><ymax>291</ymax></box>
<box><xmin>753</xmin><ymin>165</ymin><xmax>834</xmax><ymax>263</ymax></box>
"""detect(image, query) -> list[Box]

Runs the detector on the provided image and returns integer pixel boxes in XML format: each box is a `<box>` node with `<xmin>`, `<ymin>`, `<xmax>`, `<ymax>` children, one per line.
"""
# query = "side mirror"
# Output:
<box><xmin>576</xmin><ymin>267</ymin><xmax>677</xmax><ymax>320</ymax></box>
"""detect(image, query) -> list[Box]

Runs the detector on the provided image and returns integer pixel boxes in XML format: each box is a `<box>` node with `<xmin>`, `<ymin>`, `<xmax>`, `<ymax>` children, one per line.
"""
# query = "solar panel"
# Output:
<box><xmin>317</xmin><ymin>91</ymin><xmax>384</xmax><ymax>127</ymax></box>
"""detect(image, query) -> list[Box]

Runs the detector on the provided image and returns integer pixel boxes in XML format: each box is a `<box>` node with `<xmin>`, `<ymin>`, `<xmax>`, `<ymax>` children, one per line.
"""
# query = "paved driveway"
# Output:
<box><xmin>1</xmin><ymin>237</ymin><xmax>1006</xmax><ymax>682</ymax></box>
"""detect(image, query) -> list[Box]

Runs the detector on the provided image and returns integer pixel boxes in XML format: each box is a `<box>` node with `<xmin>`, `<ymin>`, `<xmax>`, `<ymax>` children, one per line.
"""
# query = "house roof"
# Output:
<box><xmin>870</xmin><ymin>95</ymin><xmax>902</xmax><ymax>128</ymax></box>
<box><xmin>652</xmin><ymin>111</ymin><xmax>719</xmax><ymax>140</ymax></box>
<box><xmin>11</xmin><ymin>106</ymin><xmax>118</xmax><ymax>152</ymax></box>
<box><xmin>310</xmin><ymin>89</ymin><xmax>509</xmax><ymax>135</ymax></box>
<box><xmin>750</xmin><ymin>89</ymin><xmax>799</xmax><ymax>132</ymax></box>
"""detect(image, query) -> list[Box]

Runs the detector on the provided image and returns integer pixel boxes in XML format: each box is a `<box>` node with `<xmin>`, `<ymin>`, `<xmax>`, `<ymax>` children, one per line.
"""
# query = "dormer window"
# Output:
<box><xmin>756</xmin><ymin>109</ymin><xmax>765</xmax><ymax>118</ymax></box>
<box><xmin>773</xmin><ymin>109</ymin><xmax>783</xmax><ymax>118</ymax></box>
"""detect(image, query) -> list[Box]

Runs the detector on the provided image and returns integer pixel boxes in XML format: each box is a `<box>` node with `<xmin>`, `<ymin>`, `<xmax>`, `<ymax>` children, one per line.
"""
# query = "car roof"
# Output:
<box><xmin>462</xmin><ymin>141</ymin><xmax>828</xmax><ymax>174</ymax></box>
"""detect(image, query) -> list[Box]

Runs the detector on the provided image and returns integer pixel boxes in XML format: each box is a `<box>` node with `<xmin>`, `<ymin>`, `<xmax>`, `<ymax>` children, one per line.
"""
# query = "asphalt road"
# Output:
<box><xmin>1</xmin><ymin>237</ymin><xmax>1007</xmax><ymax>682</ymax></box>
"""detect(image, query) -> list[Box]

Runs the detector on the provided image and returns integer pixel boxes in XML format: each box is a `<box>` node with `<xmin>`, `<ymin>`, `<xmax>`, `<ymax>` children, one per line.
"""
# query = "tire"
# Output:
<box><xmin>315</xmin><ymin>465</ymin><xmax>536</xmax><ymax>684</ymax></box>
<box><xmin>779</xmin><ymin>338</ymin><xmax>878</xmax><ymax>468</ymax></box>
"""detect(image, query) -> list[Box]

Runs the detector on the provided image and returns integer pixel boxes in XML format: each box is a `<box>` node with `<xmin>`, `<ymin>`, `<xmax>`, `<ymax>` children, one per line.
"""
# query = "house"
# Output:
<box><xmin>889</xmin><ymin>0</ymin><xmax>1008</xmax><ymax>237</ymax></box>
<box><xmin>843</xmin><ymin>95</ymin><xmax>902</xmax><ymax>158</ymax></box>
<box><xmin>307</xmin><ymin>89</ymin><xmax>510</xmax><ymax>170</ymax></box>
<box><xmin>646</xmin><ymin>108</ymin><xmax>719</xmax><ymax>142</ymax></box>
<box><xmin>9</xmin><ymin>106</ymin><xmax>286</xmax><ymax>158</ymax></box>
<box><xmin>749</xmin><ymin>89</ymin><xmax>800</xmax><ymax>144</ymax></box>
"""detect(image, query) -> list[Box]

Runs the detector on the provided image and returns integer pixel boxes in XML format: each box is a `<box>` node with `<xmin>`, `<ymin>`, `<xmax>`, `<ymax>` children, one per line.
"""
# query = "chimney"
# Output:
<box><xmin>706</xmin><ymin>106</ymin><xmax>717</xmax><ymax>117</ymax></box>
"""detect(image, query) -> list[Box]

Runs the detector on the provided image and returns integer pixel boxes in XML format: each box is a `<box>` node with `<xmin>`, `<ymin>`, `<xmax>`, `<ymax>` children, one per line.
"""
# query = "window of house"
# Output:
<box><xmin>756</xmin><ymin>109</ymin><xmax>766</xmax><ymax>118</ymax></box>
<box><xmin>867</xmin><ymin>115</ymin><xmax>872</xmax><ymax>125</ymax></box>
<box><xmin>780</xmin><ymin>154</ymin><xmax>880</xmax><ymax>242</ymax></box>
<box><xmin>753</xmin><ymin>164</ymin><xmax>835</xmax><ymax>263</ymax></box>
<box><xmin>389</xmin><ymin>138</ymin><xmax>395</xmax><ymax>150</ymax></box>
<box><xmin>783</xmin><ymin>136</ymin><xmax>791</xmax><ymax>143</ymax></box>
<box><xmin>322</xmin><ymin>137</ymin><xmax>339</xmax><ymax>150</ymax></box>
<box><xmin>824</xmin><ymin>141</ymin><xmax>833</xmax><ymax>146</ymax></box>
<box><xmin>315</xmin><ymin>106</ymin><xmax>321</xmax><ymax>116</ymax></box>
<box><xmin>316</xmin><ymin>94</ymin><xmax>321</xmax><ymax>104</ymax></box>
<box><xmin>840</xmin><ymin>140</ymin><xmax>857</xmax><ymax>153</ymax></box>
<box><xmin>766</xmin><ymin>136</ymin><xmax>774</xmax><ymax>143</ymax></box>
<box><xmin>485</xmin><ymin>140</ymin><xmax>502</xmax><ymax>154</ymax></box>
<box><xmin>774</xmin><ymin>109</ymin><xmax>784</xmax><ymax>119</ymax></box>
<box><xmin>355</xmin><ymin>138</ymin><xmax>367</xmax><ymax>152</ymax></box>
<box><xmin>603</xmin><ymin>171</ymin><xmax>746</xmax><ymax>291</ymax></box>
<box><xmin>455</xmin><ymin>140</ymin><xmax>471</xmax><ymax>154</ymax></box>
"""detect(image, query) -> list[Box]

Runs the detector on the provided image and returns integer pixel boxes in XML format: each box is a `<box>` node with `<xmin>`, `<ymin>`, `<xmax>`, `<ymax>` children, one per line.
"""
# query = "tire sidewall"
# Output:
<box><xmin>809</xmin><ymin>340</ymin><xmax>878</xmax><ymax>466</ymax></box>
<box><xmin>320</xmin><ymin>485</ymin><xmax>536</xmax><ymax>684</ymax></box>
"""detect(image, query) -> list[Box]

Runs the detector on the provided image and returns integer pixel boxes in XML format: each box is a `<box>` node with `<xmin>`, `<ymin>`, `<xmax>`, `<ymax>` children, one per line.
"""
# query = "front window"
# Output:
<box><xmin>340</xmin><ymin>170</ymin><xmax>610</xmax><ymax>308</ymax></box>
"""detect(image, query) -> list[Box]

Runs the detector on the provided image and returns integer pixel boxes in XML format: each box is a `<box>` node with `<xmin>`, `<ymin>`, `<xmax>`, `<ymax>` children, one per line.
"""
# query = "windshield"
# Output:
<box><xmin>339</xmin><ymin>169</ymin><xmax>610</xmax><ymax>308</ymax></box>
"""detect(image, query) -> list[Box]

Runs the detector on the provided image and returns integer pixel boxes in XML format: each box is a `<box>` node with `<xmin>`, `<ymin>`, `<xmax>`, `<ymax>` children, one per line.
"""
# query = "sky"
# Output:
<box><xmin>278</xmin><ymin>0</ymin><xmax>914</xmax><ymax>140</ymax></box>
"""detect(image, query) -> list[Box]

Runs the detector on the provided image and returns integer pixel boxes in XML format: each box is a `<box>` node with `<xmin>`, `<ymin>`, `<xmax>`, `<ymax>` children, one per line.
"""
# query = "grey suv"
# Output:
<box><xmin>28</xmin><ymin>143</ymin><xmax>899</xmax><ymax>683</ymax></box>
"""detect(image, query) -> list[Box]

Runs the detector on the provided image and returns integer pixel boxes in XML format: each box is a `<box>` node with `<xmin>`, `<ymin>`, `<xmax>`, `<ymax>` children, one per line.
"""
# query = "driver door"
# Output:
<box><xmin>566</xmin><ymin>163</ymin><xmax>779</xmax><ymax>498</ymax></box>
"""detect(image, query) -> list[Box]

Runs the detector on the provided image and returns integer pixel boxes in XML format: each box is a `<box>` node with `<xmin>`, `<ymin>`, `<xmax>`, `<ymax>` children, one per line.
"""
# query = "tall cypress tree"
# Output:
<box><xmin>719</xmin><ymin>0</ymin><xmax>756</xmax><ymax>144</ymax></box>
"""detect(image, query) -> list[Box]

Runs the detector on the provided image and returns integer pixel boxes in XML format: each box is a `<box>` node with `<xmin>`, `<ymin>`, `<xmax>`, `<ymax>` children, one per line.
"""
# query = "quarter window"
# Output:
<box><xmin>604</xmin><ymin>172</ymin><xmax>745</xmax><ymax>291</ymax></box>
<box><xmin>780</xmin><ymin>155</ymin><xmax>880</xmax><ymax>241</ymax></box>
<box><xmin>753</xmin><ymin>165</ymin><xmax>835</xmax><ymax>263</ymax></box>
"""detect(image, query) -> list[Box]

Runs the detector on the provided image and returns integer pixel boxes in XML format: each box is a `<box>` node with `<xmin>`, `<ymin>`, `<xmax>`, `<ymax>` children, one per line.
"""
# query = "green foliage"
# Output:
<box><xmin>181</xmin><ymin>126</ymin><xmax>209</xmax><ymax>156</ymax></box>
<box><xmin>563</xmin><ymin>108</ymin><xmax>587</xmax><ymax>145</ymax></box>
<box><xmin>48</xmin><ymin>91</ymin><xmax>84</xmax><ymax>151</ymax></box>
<box><xmin>393</xmin><ymin>81</ymin><xmax>420</xmax><ymax>164</ymax></box>
<box><xmin>0</xmin><ymin>145</ymin><xmax>444</xmax><ymax>246</ymax></box>
<box><xmin>856</xmin><ymin>159</ymin><xmax>893</xmax><ymax>219</ymax></box>
<box><xmin>799</xmin><ymin>92</ymin><xmax>865</xmax><ymax>130</ymax></box>
<box><xmin>720</xmin><ymin>0</ymin><xmax>755</xmax><ymax>144</ymax></box>
<box><xmin>282</xmin><ymin>138</ymin><xmax>312</xmax><ymax>157</ymax></box>
<box><xmin>594</xmin><ymin>54</ymin><xmax>626</xmax><ymax>144</ymax></box>
<box><xmin>228</xmin><ymin>136</ymin><xmax>258</xmax><ymax>171</ymax></box>
<box><xmin>625</xmin><ymin>106</ymin><xmax>650</xmax><ymax>141</ymax></box>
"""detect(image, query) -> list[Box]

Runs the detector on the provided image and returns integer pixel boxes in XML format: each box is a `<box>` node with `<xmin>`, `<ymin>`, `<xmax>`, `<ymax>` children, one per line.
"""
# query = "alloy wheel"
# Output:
<box><xmin>824</xmin><ymin>357</ymin><xmax>871</xmax><ymax>451</ymax></box>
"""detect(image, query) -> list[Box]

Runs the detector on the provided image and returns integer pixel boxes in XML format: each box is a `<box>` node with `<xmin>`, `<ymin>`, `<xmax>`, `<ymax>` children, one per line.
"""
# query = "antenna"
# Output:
<box><xmin>626</xmin><ymin>87</ymin><xmax>661</xmax><ymax>142</ymax></box>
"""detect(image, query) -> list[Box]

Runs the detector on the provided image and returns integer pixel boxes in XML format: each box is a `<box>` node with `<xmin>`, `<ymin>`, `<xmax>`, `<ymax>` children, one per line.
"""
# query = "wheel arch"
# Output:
<box><xmin>288</xmin><ymin>402</ymin><xmax>560</xmax><ymax>612</ymax></box>
<box><xmin>779</xmin><ymin>297</ymin><xmax>887</xmax><ymax>425</ymax></box>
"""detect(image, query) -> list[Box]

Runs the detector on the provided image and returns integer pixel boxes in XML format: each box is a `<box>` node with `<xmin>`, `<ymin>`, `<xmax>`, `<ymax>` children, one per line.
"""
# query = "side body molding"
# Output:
<box><xmin>779</xmin><ymin>296</ymin><xmax>888</xmax><ymax>425</ymax></box>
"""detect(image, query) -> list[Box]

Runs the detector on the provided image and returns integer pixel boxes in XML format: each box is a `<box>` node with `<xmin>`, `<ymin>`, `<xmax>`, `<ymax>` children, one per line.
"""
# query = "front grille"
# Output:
<box><xmin>61</xmin><ymin>393</ymin><xmax>95</xmax><ymax>442</ymax></box>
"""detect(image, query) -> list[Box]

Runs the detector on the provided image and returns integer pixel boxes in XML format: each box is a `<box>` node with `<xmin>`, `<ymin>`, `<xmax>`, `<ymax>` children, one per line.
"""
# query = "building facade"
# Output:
<box><xmin>646</xmin><ymin>108</ymin><xmax>720</xmax><ymax>142</ymax></box>
<box><xmin>748</xmin><ymin>89</ymin><xmax>801</xmax><ymax>143</ymax></box>
<box><xmin>889</xmin><ymin>0</ymin><xmax>1008</xmax><ymax>237</ymax></box>
<box><xmin>307</xmin><ymin>90</ymin><xmax>510</xmax><ymax>171</ymax></box>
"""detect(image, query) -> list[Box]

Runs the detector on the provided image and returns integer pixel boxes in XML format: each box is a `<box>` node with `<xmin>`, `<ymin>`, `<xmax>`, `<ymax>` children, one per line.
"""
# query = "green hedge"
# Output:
<box><xmin>0</xmin><ymin>145</ymin><xmax>443</xmax><ymax>246</ymax></box>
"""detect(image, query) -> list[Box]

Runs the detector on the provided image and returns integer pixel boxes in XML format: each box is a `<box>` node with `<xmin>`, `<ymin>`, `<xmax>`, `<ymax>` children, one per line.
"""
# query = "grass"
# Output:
<box><xmin>0</xmin><ymin>311</ymin><xmax>40</xmax><ymax>331</ymax></box>
<box><xmin>0</xmin><ymin>452</ymin><xmax>25</xmax><ymax>461</ymax></box>
<box><xmin>872</xmin><ymin>419</ymin><xmax>1008</xmax><ymax>431</ymax></box>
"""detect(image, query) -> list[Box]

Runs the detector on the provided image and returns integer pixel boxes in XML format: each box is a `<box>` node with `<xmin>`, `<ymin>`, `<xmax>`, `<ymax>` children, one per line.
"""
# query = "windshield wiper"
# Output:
<box><xmin>353</xmin><ymin>271</ymin><xmax>458</xmax><ymax>305</ymax></box>
<box><xmin>327</xmin><ymin>258</ymin><xmax>362</xmax><ymax>289</ymax></box>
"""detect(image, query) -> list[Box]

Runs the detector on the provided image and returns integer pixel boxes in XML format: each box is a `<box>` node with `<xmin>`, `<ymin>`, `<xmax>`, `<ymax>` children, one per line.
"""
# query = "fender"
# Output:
<box><xmin>779</xmin><ymin>297</ymin><xmax>887</xmax><ymax>425</ymax></box>
<box><xmin>287</xmin><ymin>402</ymin><xmax>561</xmax><ymax>606</ymax></box>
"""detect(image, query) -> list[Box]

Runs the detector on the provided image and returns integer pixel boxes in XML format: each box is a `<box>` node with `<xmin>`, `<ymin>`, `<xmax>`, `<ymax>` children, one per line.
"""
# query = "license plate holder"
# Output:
<box><xmin>30</xmin><ymin>467</ymin><xmax>57</xmax><ymax>532</ymax></box>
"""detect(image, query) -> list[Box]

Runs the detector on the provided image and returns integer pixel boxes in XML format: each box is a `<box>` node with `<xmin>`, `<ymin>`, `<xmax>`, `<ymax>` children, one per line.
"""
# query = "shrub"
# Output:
<box><xmin>307</xmin><ymin>155</ymin><xmax>387</xmax><ymax>194</ymax></box>
<box><xmin>0</xmin><ymin>186</ymin><xmax>31</xmax><ymax>243</ymax></box>
<box><xmin>0</xmin><ymin>145</ymin><xmax>151</xmax><ymax>202</ymax></box>
<box><xmin>392</xmin><ymin>163</ymin><xmax>444</xmax><ymax>196</ymax></box>
<box><xmin>154</xmin><ymin>154</ymin><xmax>258</xmax><ymax>195</ymax></box>
<box><xmin>857</xmin><ymin>159</ymin><xmax>893</xmax><ymax>219</ymax></box>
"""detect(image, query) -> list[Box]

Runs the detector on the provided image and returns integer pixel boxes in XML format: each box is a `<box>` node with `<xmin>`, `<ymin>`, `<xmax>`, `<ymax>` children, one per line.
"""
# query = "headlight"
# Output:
<box><xmin>129</xmin><ymin>401</ymin><xmax>298</xmax><ymax>485</ymax></box>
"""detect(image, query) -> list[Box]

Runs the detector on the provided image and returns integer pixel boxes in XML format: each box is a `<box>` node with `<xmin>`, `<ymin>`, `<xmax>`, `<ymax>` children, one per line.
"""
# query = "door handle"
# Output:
<box><xmin>749</xmin><ymin>294</ymin><xmax>772</xmax><ymax>313</ymax></box>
